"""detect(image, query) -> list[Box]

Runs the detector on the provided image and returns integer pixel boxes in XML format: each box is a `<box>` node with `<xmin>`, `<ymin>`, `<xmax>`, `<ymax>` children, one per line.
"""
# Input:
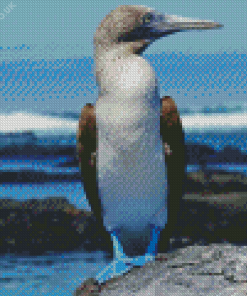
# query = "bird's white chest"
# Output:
<box><xmin>96</xmin><ymin>55</ymin><xmax>157</xmax><ymax>98</ymax></box>
<box><xmin>96</xmin><ymin>125</ymin><xmax>167</xmax><ymax>232</ymax></box>
<box><xmin>95</xmin><ymin>54</ymin><xmax>167</xmax><ymax>232</ymax></box>
<box><xmin>95</xmin><ymin>55</ymin><xmax>160</xmax><ymax>150</ymax></box>
<box><xmin>95</xmin><ymin>100</ymin><xmax>167</xmax><ymax>233</ymax></box>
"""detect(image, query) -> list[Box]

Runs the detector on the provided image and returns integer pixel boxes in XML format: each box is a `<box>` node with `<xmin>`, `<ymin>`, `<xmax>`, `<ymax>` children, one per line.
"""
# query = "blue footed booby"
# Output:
<box><xmin>77</xmin><ymin>5</ymin><xmax>223</xmax><ymax>284</ymax></box>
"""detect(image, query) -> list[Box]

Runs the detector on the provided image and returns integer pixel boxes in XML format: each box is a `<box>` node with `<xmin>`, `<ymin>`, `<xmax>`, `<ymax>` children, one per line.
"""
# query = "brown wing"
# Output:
<box><xmin>158</xmin><ymin>96</ymin><xmax>186</xmax><ymax>253</ymax></box>
<box><xmin>77</xmin><ymin>103</ymin><xmax>113</xmax><ymax>255</ymax></box>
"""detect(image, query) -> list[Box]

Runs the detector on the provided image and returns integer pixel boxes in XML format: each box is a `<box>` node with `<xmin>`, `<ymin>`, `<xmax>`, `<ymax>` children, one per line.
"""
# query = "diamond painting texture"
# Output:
<box><xmin>0</xmin><ymin>1</ymin><xmax>247</xmax><ymax>295</ymax></box>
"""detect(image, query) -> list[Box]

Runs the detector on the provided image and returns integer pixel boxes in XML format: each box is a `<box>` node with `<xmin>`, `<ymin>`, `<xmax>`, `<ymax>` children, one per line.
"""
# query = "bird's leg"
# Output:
<box><xmin>95</xmin><ymin>229</ymin><xmax>134</xmax><ymax>284</ymax></box>
<box><xmin>130</xmin><ymin>224</ymin><xmax>161</xmax><ymax>266</ymax></box>
<box><xmin>95</xmin><ymin>226</ymin><xmax>161</xmax><ymax>284</ymax></box>
<box><xmin>146</xmin><ymin>224</ymin><xmax>161</xmax><ymax>255</ymax></box>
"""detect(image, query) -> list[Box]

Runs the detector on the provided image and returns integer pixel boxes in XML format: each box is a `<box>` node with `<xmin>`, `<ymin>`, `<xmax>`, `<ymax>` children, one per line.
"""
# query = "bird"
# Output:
<box><xmin>77</xmin><ymin>5</ymin><xmax>223</xmax><ymax>284</ymax></box>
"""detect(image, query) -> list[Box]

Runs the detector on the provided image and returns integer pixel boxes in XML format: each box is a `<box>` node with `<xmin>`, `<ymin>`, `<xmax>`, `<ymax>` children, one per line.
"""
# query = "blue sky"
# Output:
<box><xmin>0</xmin><ymin>0</ymin><xmax>246</xmax><ymax>134</ymax></box>
<box><xmin>0</xmin><ymin>0</ymin><xmax>245</xmax><ymax>58</ymax></box>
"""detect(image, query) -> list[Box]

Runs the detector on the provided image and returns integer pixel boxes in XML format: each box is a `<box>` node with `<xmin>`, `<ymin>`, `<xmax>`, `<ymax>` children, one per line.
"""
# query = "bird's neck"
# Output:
<box><xmin>94</xmin><ymin>39</ymin><xmax>150</xmax><ymax>59</ymax></box>
<box><xmin>95</xmin><ymin>45</ymin><xmax>161</xmax><ymax>154</ymax></box>
<box><xmin>95</xmin><ymin>46</ymin><xmax>161</xmax><ymax>149</ymax></box>
<box><xmin>94</xmin><ymin>46</ymin><xmax>158</xmax><ymax>102</ymax></box>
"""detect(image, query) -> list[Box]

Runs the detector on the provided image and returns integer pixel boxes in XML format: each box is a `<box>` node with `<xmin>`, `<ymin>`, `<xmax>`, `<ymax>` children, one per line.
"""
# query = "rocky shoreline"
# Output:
<box><xmin>0</xmin><ymin>197</ymin><xmax>113</xmax><ymax>256</ymax></box>
<box><xmin>1</xmin><ymin>170</ymin><xmax>247</xmax><ymax>295</ymax></box>
<box><xmin>1</xmin><ymin>170</ymin><xmax>247</xmax><ymax>257</ymax></box>
<box><xmin>75</xmin><ymin>245</ymin><xmax>247</xmax><ymax>296</ymax></box>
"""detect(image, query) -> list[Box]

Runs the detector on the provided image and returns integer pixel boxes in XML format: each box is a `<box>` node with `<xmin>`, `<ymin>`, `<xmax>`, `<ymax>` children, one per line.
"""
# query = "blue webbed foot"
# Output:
<box><xmin>95</xmin><ymin>226</ymin><xmax>161</xmax><ymax>284</ymax></box>
<box><xmin>95</xmin><ymin>230</ymin><xmax>134</xmax><ymax>283</ymax></box>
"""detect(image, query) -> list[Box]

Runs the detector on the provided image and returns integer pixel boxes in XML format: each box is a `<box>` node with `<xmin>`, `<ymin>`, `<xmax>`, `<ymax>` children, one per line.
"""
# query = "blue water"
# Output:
<box><xmin>0</xmin><ymin>132</ymin><xmax>247</xmax><ymax>295</ymax></box>
<box><xmin>0</xmin><ymin>251</ymin><xmax>111</xmax><ymax>296</ymax></box>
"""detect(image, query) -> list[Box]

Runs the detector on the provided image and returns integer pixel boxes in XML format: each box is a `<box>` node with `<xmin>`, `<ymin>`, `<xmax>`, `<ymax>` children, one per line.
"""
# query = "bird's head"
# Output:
<box><xmin>94</xmin><ymin>5</ymin><xmax>223</xmax><ymax>56</ymax></box>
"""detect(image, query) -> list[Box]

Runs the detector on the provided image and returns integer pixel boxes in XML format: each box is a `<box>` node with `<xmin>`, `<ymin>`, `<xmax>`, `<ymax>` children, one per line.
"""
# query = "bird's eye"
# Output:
<box><xmin>143</xmin><ymin>13</ymin><xmax>153</xmax><ymax>24</ymax></box>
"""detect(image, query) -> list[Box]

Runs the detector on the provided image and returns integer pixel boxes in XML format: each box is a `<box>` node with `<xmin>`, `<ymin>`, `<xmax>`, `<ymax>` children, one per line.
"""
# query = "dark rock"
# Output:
<box><xmin>169</xmin><ymin>197</ymin><xmax>247</xmax><ymax>251</ymax></box>
<box><xmin>185</xmin><ymin>143</ymin><xmax>247</xmax><ymax>167</ymax></box>
<box><xmin>185</xmin><ymin>143</ymin><xmax>215</xmax><ymax>170</ymax></box>
<box><xmin>216</xmin><ymin>145</ymin><xmax>247</xmax><ymax>163</ymax></box>
<box><xmin>184</xmin><ymin>170</ymin><xmax>247</xmax><ymax>194</ymax></box>
<box><xmin>0</xmin><ymin>198</ymin><xmax>113</xmax><ymax>257</ymax></box>
<box><xmin>57</xmin><ymin>157</ymin><xmax>79</xmax><ymax>167</ymax></box>
<box><xmin>0</xmin><ymin>144</ymin><xmax>76</xmax><ymax>157</ymax></box>
<box><xmin>0</xmin><ymin>170</ymin><xmax>81</xmax><ymax>183</ymax></box>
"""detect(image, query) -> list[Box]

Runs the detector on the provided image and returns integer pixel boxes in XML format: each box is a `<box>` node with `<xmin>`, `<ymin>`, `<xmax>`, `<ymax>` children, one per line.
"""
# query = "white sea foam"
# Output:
<box><xmin>0</xmin><ymin>110</ymin><xmax>247</xmax><ymax>136</ymax></box>
<box><xmin>0</xmin><ymin>112</ymin><xmax>77</xmax><ymax>134</ymax></box>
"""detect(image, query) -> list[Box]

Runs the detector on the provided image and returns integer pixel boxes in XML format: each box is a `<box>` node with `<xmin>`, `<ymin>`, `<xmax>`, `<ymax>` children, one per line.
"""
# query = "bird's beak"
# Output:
<box><xmin>154</xmin><ymin>13</ymin><xmax>223</xmax><ymax>33</ymax></box>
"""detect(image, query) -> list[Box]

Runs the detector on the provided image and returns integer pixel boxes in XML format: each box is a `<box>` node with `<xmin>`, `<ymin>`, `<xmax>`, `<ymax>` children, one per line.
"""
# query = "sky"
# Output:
<box><xmin>0</xmin><ymin>0</ymin><xmax>244</xmax><ymax>58</ymax></box>
<box><xmin>0</xmin><ymin>0</ymin><xmax>246</xmax><ymax>134</ymax></box>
